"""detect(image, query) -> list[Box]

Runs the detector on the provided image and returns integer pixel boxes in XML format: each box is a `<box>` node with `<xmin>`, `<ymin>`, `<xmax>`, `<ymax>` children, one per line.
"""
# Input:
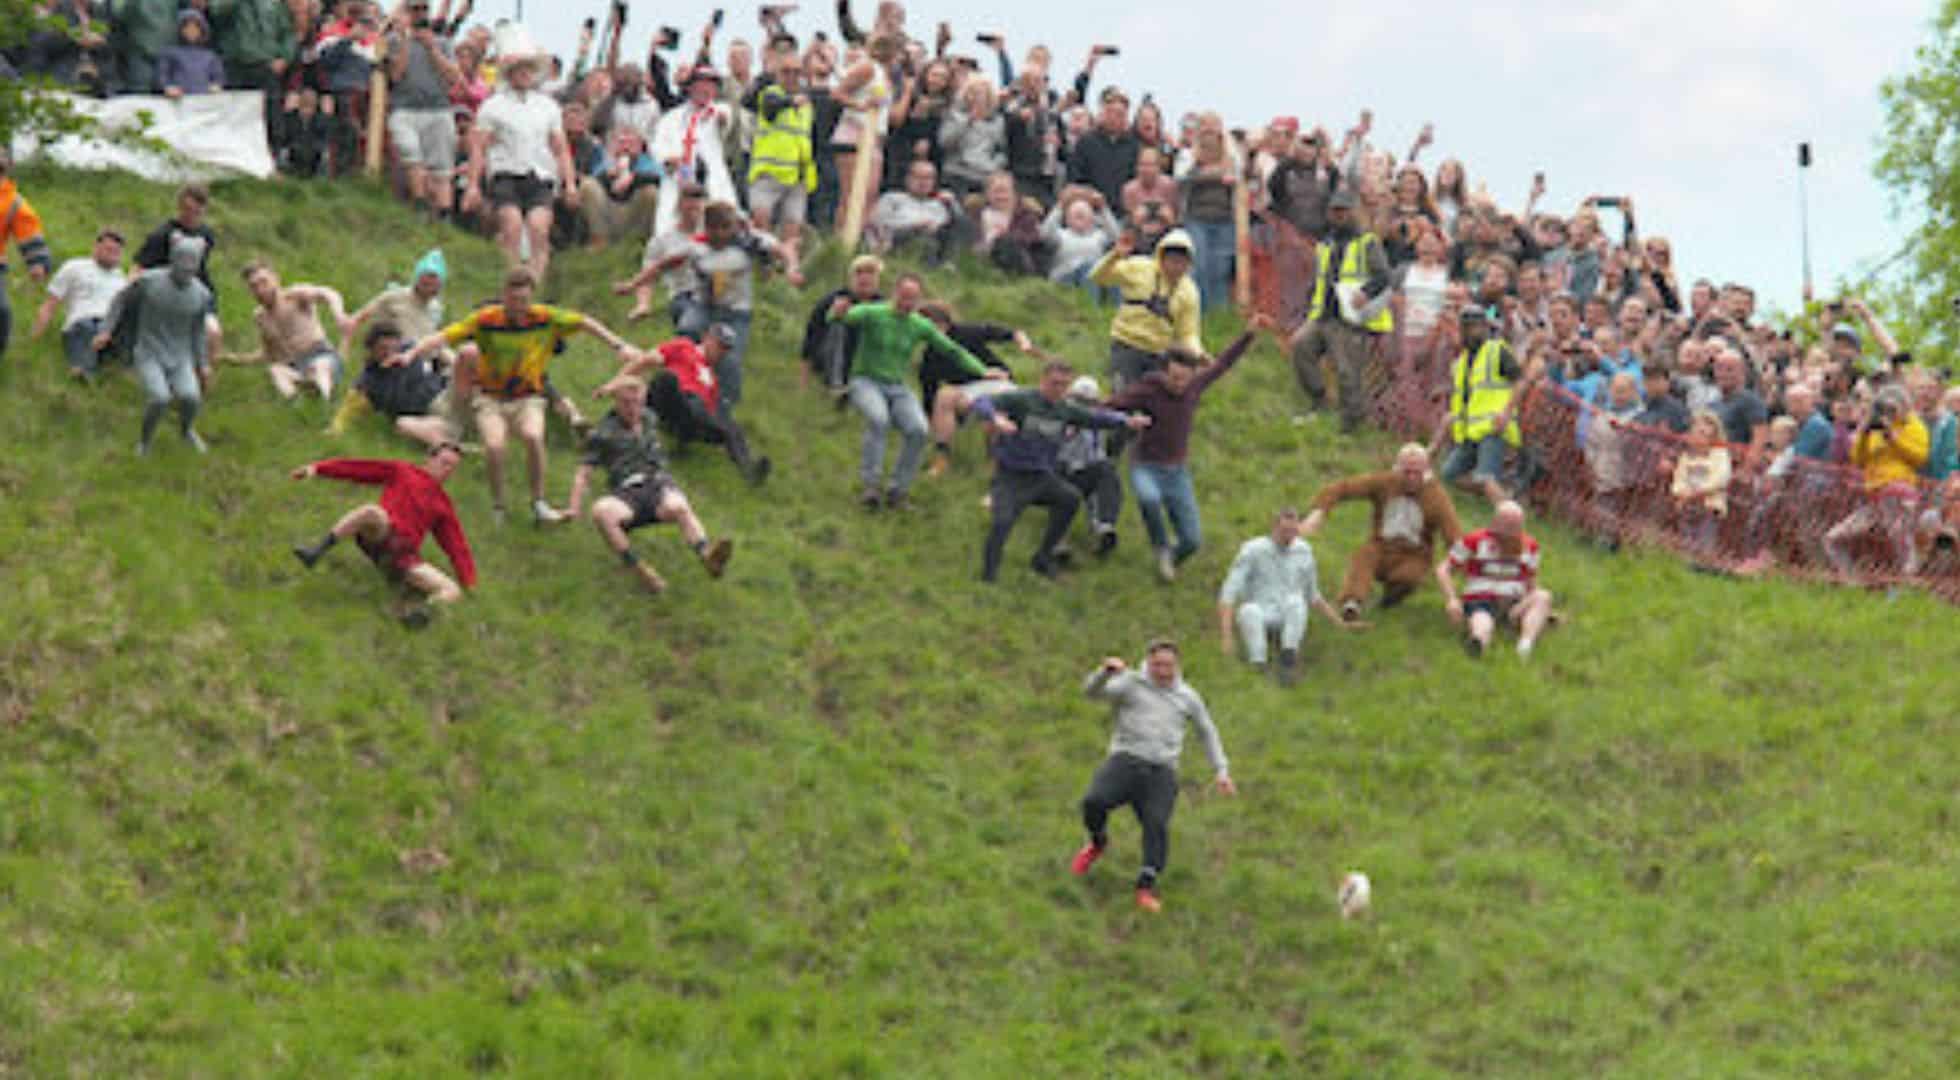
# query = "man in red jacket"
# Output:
<box><xmin>288</xmin><ymin>442</ymin><xmax>477</xmax><ymax>626</ymax></box>
<box><xmin>606</xmin><ymin>324</ymin><xmax>771</xmax><ymax>485</ymax></box>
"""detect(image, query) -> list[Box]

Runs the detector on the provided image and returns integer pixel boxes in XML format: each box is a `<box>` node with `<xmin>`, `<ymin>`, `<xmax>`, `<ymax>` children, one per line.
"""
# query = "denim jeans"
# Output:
<box><xmin>1186</xmin><ymin>218</ymin><xmax>1236</xmax><ymax>314</ymax></box>
<box><xmin>1131</xmin><ymin>462</ymin><xmax>1201</xmax><ymax>560</ymax></box>
<box><xmin>849</xmin><ymin>377</ymin><xmax>929</xmax><ymax>495</ymax></box>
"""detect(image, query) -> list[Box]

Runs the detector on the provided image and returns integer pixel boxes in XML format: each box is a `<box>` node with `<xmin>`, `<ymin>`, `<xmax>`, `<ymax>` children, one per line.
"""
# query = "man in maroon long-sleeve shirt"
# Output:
<box><xmin>289</xmin><ymin>442</ymin><xmax>477</xmax><ymax>625</ymax></box>
<box><xmin>1104</xmin><ymin>316</ymin><xmax>1269</xmax><ymax>582</ymax></box>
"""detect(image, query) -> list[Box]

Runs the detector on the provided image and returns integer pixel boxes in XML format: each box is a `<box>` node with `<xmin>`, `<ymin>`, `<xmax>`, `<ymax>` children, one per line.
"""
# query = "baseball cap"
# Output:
<box><xmin>705</xmin><ymin>323</ymin><xmax>740</xmax><ymax>347</ymax></box>
<box><xmin>1328</xmin><ymin>190</ymin><xmax>1359</xmax><ymax>211</ymax></box>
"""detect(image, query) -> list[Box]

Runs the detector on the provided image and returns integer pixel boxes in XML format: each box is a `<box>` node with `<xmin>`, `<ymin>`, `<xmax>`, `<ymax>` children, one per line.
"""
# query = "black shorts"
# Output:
<box><xmin>489</xmin><ymin>172</ymin><xmax>556</xmax><ymax>213</ymax></box>
<box><xmin>616</xmin><ymin>473</ymin><xmax>678</xmax><ymax>530</ymax></box>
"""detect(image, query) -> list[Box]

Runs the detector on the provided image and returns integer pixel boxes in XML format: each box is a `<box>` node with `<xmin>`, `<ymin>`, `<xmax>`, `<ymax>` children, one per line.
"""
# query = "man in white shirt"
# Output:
<box><xmin>866</xmin><ymin>159</ymin><xmax>960</xmax><ymax>264</ymax></box>
<box><xmin>32</xmin><ymin>227</ymin><xmax>127</xmax><ymax>382</ymax></box>
<box><xmin>651</xmin><ymin>66</ymin><xmax>741</xmax><ymax>235</ymax></box>
<box><xmin>1216</xmin><ymin>507</ymin><xmax>1362</xmax><ymax>686</ymax></box>
<box><xmin>461</xmin><ymin>50</ymin><xmax>578</xmax><ymax>283</ymax></box>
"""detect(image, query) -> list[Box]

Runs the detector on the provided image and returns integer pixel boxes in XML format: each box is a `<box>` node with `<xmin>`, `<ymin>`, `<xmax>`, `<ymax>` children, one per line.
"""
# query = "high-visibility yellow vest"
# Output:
<box><xmin>1307</xmin><ymin>232</ymin><xmax>1394</xmax><ymax>333</ymax></box>
<box><xmin>1451</xmin><ymin>339</ymin><xmax>1520</xmax><ymax>446</ymax></box>
<box><xmin>748</xmin><ymin>86</ymin><xmax>815</xmax><ymax>191</ymax></box>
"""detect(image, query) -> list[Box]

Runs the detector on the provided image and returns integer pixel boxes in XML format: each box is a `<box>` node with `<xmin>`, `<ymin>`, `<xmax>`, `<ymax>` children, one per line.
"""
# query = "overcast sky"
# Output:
<box><xmin>508</xmin><ymin>0</ymin><xmax>1931</xmax><ymax>314</ymax></box>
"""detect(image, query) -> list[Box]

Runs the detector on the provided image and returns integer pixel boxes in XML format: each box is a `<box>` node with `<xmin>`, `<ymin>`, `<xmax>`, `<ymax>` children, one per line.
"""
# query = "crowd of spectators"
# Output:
<box><xmin>9</xmin><ymin>0</ymin><xmax>1960</xmax><ymax>588</ymax></box>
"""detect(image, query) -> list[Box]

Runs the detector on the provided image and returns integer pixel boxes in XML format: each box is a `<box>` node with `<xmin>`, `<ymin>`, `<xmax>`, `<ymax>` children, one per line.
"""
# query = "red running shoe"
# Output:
<box><xmin>1070</xmin><ymin>842</ymin><xmax>1105</xmax><ymax>876</ymax></box>
<box><xmin>1135</xmin><ymin>887</ymin><xmax>1163</xmax><ymax>913</ymax></box>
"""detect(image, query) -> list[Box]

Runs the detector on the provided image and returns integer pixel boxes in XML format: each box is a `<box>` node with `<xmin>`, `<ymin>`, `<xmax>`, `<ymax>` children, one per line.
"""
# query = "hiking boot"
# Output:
<box><xmin>700</xmin><ymin>538</ymin><xmax>734</xmax><ymax>579</ymax></box>
<box><xmin>860</xmin><ymin>487</ymin><xmax>883</xmax><ymax>511</ymax></box>
<box><xmin>1135</xmin><ymin>887</ymin><xmax>1163</xmax><ymax>913</ymax></box>
<box><xmin>1030</xmin><ymin>555</ymin><xmax>1061</xmax><ymax>580</ymax></box>
<box><xmin>1278</xmin><ymin>648</ymin><xmax>1301</xmax><ymax>687</ymax></box>
<box><xmin>1155</xmin><ymin>546</ymin><xmax>1176</xmax><ymax>584</ymax></box>
<box><xmin>1095</xmin><ymin>529</ymin><xmax>1119</xmax><ymax>558</ymax></box>
<box><xmin>1070</xmin><ymin>842</ymin><xmax>1105</xmax><ymax>877</ymax></box>
<box><xmin>745</xmin><ymin>456</ymin><xmax>773</xmax><ymax>487</ymax></box>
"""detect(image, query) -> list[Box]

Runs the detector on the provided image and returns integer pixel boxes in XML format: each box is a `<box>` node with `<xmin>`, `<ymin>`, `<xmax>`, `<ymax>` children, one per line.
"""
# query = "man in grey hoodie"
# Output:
<box><xmin>97</xmin><ymin>234</ymin><xmax>214</xmax><ymax>455</ymax></box>
<box><xmin>1071</xmin><ymin>640</ymin><xmax>1237</xmax><ymax>912</ymax></box>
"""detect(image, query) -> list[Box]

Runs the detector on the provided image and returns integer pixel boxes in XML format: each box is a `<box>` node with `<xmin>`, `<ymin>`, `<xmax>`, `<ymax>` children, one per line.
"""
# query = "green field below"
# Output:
<box><xmin>1</xmin><ymin>167</ymin><xmax>1955</xmax><ymax>1077</ymax></box>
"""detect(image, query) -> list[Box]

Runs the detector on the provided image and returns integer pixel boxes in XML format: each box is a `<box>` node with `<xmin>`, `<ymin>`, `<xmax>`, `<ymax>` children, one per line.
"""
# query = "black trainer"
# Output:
<box><xmin>1278</xmin><ymin>648</ymin><xmax>1301</xmax><ymax>687</ymax></box>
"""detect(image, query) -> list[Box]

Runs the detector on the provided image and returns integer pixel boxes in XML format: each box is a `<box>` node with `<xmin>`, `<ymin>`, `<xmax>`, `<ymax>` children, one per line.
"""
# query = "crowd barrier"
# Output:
<box><xmin>1244</xmin><ymin>219</ymin><xmax>1960</xmax><ymax>602</ymax></box>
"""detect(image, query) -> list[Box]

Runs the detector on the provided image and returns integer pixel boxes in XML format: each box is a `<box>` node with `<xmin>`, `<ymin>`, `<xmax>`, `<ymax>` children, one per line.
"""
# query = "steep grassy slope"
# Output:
<box><xmin>1</xmin><ymin>166</ymin><xmax>1955</xmax><ymax>1077</ymax></box>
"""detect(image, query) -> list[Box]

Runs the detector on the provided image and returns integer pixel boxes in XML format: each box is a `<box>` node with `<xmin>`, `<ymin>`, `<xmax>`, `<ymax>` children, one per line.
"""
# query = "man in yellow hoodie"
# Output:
<box><xmin>1824</xmin><ymin>384</ymin><xmax>1930</xmax><ymax>577</ymax></box>
<box><xmin>0</xmin><ymin>150</ymin><xmax>56</xmax><ymax>367</ymax></box>
<box><xmin>1089</xmin><ymin>228</ymin><xmax>1204</xmax><ymax>394</ymax></box>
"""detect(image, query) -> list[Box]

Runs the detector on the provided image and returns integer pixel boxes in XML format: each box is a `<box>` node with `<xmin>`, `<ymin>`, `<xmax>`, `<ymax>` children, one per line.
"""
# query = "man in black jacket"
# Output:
<box><xmin>799</xmin><ymin>253</ymin><xmax>883</xmax><ymax>398</ymax></box>
<box><xmin>1065</xmin><ymin>88</ymin><xmax>1139</xmax><ymax>212</ymax></box>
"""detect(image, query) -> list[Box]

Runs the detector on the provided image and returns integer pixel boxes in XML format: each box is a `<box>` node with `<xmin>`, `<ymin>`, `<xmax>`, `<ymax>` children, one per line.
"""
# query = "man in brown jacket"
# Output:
<box><xmin>1302</xmin><ymin>443</ymin><xmax>1463</xmax><ymax>621</ymax></box>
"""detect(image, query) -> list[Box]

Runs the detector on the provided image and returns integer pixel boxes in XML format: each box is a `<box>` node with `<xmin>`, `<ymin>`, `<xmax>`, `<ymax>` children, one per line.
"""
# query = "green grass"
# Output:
<box><xmin>2</xmin><ymin>165</ymin><xmax>1958</xmax><ymax>1077</ymax></box>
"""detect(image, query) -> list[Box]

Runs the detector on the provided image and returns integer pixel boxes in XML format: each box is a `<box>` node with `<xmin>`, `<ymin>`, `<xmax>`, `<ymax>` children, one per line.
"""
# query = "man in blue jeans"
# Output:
<box><xmin>1104</xmin><ymin>316</ymin><xmax>1265</xmax><ymax>581</ymax></box>
<box><xmin>830</xmin><ymin>273</ymin><xmax>988</xmax><ymax>509</ymax></box>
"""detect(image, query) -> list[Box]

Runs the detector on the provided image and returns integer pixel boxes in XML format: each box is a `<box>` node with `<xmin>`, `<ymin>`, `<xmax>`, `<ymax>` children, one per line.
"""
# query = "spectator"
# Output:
<box><xmin>276</xmin><ymin>88</ymin><xmax>347</xmax><ymax>178</ymax></box>
<box><xmin>884</xmin><ymin>57</ymin><xmax>954</xmax><ymax>187</ymax></box>
<box><xmin>579</xmin><ymin>126</ymin><xmax>662</xmax><ymax>251</ymax></box>
<box><xmin>746</xmin><ymin>54</ymin><xmax>816</xmax><ymax>266</ymax></box>
<box><xmin>829</xmin><ymin>35</ymin><xmax>898</xmax><ymax>234</ymax></box>
<box><xmin>214</xmin><ymin>0</ymin><xmax>297</xmax><ymax>135</ymax></box>
<box><xmin>1303</xmin><ymin>443</ymin><xmax>1465</xmax><ymax>621</ymax></box>
<box><xmin>652</xmin><ymin>65</ymin><xmax>740</xmax><ymax>234</ymax></box>
<box><xmin>448</xmin><ymin>38</ymin><xmax>490</xmax><ymax>113</ymax></box>
<box><xmin>1437</xmin><ymin>306</ymin><xmax>1522</xmax><ymax>503</ymax></box>
<box><xmin>463</xmin><ymin>47</ymin><xmax>577</xmax><ymax>283</ymax></box>
<box><xmin>1090</xmin><ymin>228</ymin><xmax>1202</xmax><ymax>394</ymax></box>
<box><xmin>385</xmin><ymin>2</ymin><xmax>463</xmax><ymax>220</ymax></box>
<box><xmin>938</xmin><ymin>78</ymin><xmax>1008</xmax><ymax>199</ymax></box>
<box><xmin>110</xmin><ymin>0</ymin><xmax>177</xmax><ymax>94</ymax></box>
<box><xmin>1268</xmin><ymin>127</ymin><xmax>1338</xmax><ymax>240</ymax></box>
<box><xmin>1106</xmin><ymin>321</ymin><xmax>1261</xmax><ymax>582</ymax></box>
<box><xmin>288</xmin><ymin>443</ymin><xmax>477</xmax><ymax>626</ymax></box>
<box><xmin>31</xmin><ymin>226</ymin><xmax>125</xmax><ymax>383</ymax></box>
<box><xmin>607</xmin><ymin>65</ymin><xmax>662</xmax><ymax>142</ymax></box>
<box><xmin>969</xmin><ymin>360</ymin><xmax>1144</xmax><ymax>582</ymax></box>
<box><xmin>1824</xmin><ymin>384</ymin><xmax>1930</xmax><ymax>577</ymax></box>
<box><xmin>97</xmin><ymin>235</ymin><xmax>214</xmax><ymax>456</ymax></box>
<box><xmin>1071</xmin><ymin>642</ymin><xmax>1235</xmax><ymax>915</ymax></box>
<box><xmin>829</xmin><ymin>272</ymin><xmax>987</xmax><ymax>510</ymax></box>
<box><xmin>1433</xmin><ymin>158</ymin><xmax>1468</xmax><ymax>237</ymax></box>
<box><xmin>1043</xmin><ymin>187</ymin><xmax>1120</xmax><ymax>299</ymax></box>
<box><xmin>1437</xmin><ymin>500</ymin><xmax>1554</xmax><ymax>660</ymax></box>
<box><xmin>158</xmin><ymin>10</ymin><xmax>226</xmax><ymax>97</ymax></box>
<box><xmin>1395</xmin><ymin>222</ymin><xmax>1451</xmax><ymax>344</ymax></box>
<box><xmin>1002</xmin><ymin>67</ymin><xmax>1059</xmax><ymax>205</ymax></box>
<box><xmin>1634</xmin><ymin>364</ymin><xmax>1690</xmax><ymax>434</ymax></box>
<box><xmin>1067</xmin><ymin>87</ymin><xmax>1139</xmax><ymax>211</ymax></box>
<box><xmin>1380</xmin><ymin>164</ymin><xmax>1439</xmax><ymax>266</ymax></box>
<box><xmin>1178</xmin><ymin>122</ymin><xmax>1238</xmax><ymax>313</ymax></box>
<box><xmin>18</xmin><ymin>0</ymin><xmax>112</xmax><ymax>95</ymax></box>
<box><xmin>1670</xmin><ymin>411</ymin><xmax>1733</xmax><ymax>561</ymax></box>
<box><xmin>1925</xmin><ymin>383</ymin><xmax>1960</xmax><ymax>482</ymax></box>
<box><xmin>866</xmin><ymin>158</ymin><xmax>961</xmax><ymax>264</ymax></box>
<box><xmin>1217</xmin><ymin>507</ymin><xmax>1362</xmax><ymax>685</ymax></box>
<box><xmin>1289</xmin><ymin>190</ymin><xmax>1392</xmax><ymax>431</ymax></box>
<box><xmin>1709</xmin><ymin>343</ymin><xmax>1768</xmax><ymax>451</ymax></box>
<box><xmin>563</xmin><ymin>377</ymin><xmax>735</xmax><ymax>596</ymax></box>
<box><xmin>560</xmin><ymin>99</ymin><xmax>606</xmax><ymax>179</ymax></box>
<box><xmin>1120</xmin><ymin>147</ymin><xmax>1180</xmax><ymax>224</ymax></box>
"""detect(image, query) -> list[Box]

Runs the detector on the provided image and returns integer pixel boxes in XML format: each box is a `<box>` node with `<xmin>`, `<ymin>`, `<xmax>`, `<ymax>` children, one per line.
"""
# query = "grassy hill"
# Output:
<box><xmin>2</xmin><ymin>165</ymin><xmax>1957</xmax><ymax>1077</ymax></box>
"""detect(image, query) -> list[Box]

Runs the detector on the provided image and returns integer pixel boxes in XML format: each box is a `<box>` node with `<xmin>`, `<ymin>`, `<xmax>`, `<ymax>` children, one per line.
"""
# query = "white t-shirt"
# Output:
<box><xmin>1400</xmin><ymin>263</ymin><xmax>1449</xmax><ymax>341</ymax></box>
<box><xmin>477</xmin><ymin>88</ymin><xmax>563</xmax><ymax>182</ymax></box>
<box><xmin>48</xmin><ymin>258</ymin><xmax>128</xmax><ymax>330</ymax></box>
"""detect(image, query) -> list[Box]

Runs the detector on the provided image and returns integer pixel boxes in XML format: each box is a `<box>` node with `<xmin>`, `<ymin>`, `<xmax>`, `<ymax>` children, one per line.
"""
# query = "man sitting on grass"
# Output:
<box><xmin>233</xmin><ymin>259</ymin><xmax>353</xmax><ymax>401</ymax></box>
<box><xmin>564</xmin><ymin>377</ymin><xmax>735</xmax><ymax>596</ymax></box>
<box><xmin>289</xmin><ymin>441</ymin><xmax>477</xmax><ymax>628</ymax></box>
<box><xmin>1436</xmin><ymin>499</ymin><xmax>1554</xmax><ymax>660</ymax></box>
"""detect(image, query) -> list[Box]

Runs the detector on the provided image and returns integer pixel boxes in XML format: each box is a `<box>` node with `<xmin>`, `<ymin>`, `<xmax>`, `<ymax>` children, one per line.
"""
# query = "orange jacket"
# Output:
<box><xmin>0</xmin><ymin>178</ymin><xmax>52</xmax><ymax>277</ymax></box>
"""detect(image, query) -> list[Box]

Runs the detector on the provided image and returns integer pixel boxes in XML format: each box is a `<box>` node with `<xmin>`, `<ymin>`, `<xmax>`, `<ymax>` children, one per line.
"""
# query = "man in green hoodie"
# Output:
<box><xmin>210</xmin><ymin>0</ymin><xmax>296</xmax><ymax>141</ymax></box>
<box><xmin>828</xmin><ymin>272</ymin><xmax>989</xmax><ymax>510</ymax></box>
<box><xmin>110</xmin><ymin>0</ymin><xmax>183</xmax><ymax>94</ymax></box>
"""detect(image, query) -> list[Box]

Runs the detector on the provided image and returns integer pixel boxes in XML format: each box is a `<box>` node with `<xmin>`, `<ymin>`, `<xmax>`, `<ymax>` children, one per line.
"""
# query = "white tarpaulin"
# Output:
<box><xmin>11</xmin><ymin>92</ymin><xmax>275</xmax><ymax>182</ymax></box>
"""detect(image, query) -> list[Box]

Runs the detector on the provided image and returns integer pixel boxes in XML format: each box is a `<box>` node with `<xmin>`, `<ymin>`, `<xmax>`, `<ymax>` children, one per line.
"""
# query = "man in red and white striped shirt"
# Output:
<box><xmin>1436</xmin><ymin>500</ymin><xmax>1554</xmax><ymax>659</ymax></box>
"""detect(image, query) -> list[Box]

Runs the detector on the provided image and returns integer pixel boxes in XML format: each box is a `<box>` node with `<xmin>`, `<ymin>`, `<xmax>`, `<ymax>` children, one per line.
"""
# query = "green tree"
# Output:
<box><xmin>1876</xmin><ymin>0</ymin><xmax>1960</xmax><ymax>358</ymax></box>
<box><xmin>0</xmin><ymin>0</ymin><xmax>108</xmax><ymax>146</ymax></box>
